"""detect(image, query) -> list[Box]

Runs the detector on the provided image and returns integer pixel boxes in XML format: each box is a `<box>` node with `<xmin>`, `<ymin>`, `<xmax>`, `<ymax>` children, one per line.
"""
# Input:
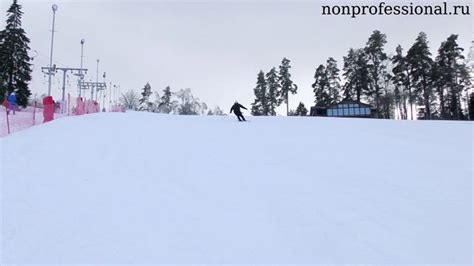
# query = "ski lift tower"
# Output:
<box><xmin>46</xmin><ymin>4</ymin><xmax>58</xmax><ymax>96</ymax></box>
<box><xmin>77</xmin><ymin>59</ymin><xmax>107</xmax><ymax>101</ymax></box>
<box><xmin>76</xmin><ymin>39</ymin><xmax>86</xmax><ymax>96</ymax></box>
<box><xmin>78</xmin><ymin>80</ymin><xmax>107</xmax><ymax>101</ymax></box>
<box><xmin>42</xmin><ymin>66</ymin><xmax>88</xmax><ymax>101</ymax></box>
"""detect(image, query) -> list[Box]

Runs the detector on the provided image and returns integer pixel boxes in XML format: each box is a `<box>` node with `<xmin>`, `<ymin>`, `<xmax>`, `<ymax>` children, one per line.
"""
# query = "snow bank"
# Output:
<box><xmin>1</xmin><ymin>112</ymin><xmax>472</xmax><ymax>264</ymax></box>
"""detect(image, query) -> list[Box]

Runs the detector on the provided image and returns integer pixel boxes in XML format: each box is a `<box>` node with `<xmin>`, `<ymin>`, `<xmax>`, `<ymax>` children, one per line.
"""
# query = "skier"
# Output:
<box><xmin>7</xmin><ymin>92</ymin><xmax>17</xmax><ymax>115</ymax></box>
<box><xmin>230</xmin><ymin>101</ymin><xmax>247</xmax><ymax>122</ymax></box>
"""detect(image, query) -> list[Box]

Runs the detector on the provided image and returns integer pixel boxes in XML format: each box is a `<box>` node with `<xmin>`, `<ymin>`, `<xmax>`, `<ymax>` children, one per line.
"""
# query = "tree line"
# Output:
<box><xmin>251</xmin><ymin>58</ymin><xmax>300</xmax><ymax>116</ymax></box>
<box><xmin>252</xmin><ymin>30</ymin><xmax>473</xmax><ymax>120</ymax></box>
<box><xmin>121</xmin><ymin>83</ymin><xmax>224</xmax><ymax>116</ymax></box>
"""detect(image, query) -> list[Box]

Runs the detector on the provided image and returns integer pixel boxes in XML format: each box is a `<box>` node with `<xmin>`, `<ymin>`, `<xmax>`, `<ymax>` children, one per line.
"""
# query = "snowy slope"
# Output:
<box><xmin>1</xmin><ymin>112</ymin><xmax>473</xmax><ymax>264</ymax></box>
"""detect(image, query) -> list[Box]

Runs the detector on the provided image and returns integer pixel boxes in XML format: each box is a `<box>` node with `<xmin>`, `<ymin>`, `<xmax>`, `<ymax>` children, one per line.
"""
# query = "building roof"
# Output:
<box><xmin>317</xmin><ymin>99</ymin><xmax>374</xmax><ymax>109</ymax></box>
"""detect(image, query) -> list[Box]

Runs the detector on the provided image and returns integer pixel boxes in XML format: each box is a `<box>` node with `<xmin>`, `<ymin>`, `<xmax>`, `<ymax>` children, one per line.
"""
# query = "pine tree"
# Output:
<box><xmin>451</xmin><ymin>65</ymin><xmax>471</xmax><ymax>120</ymax></box>
<box><xmin>391</xmin><ymin>45</ymin><xmax>411</xmax><ymax>119</ymax></box>
<box><xmin>0</xmin><ymin>0</ymin><xmax>32</xmax><ymax>107</ymax></box>
<box><xmin>379</xmin><ymin>64</ymin><xmax>395</xmax><ymax>119</ymax></box>
<box><xmin>251</xmin><ymin>70</ymin><xmax>267</xmax><ymax>116</ymax></box>
<box><xmin>435</xmin><ymin>34</ymin><xmax>470</xmax><ymax>120</ymax></box>
<box><xmin>312</xmin><ymin>64</ymin><xmax>330</xmax><ymax>106</ymax></box>
<box><xmin>266</xmin><ymin>67</ymin><xmax>280</xmax><ymax>116</ymax></box>
<box><xmin>326</xmin><ymin>57</ymin><xmax>341</xmax><ymax>104</ymax></box>
<box><xmin>469</xmin><ymin>92</ymin><xmax>474</xmax><ymax>120</ymax></box>
<box><xmin>278</xmin><ymin>58</ymin><xmax>298</xmax><ymax>116</ymax></box>
<box><xmin>342</xmin><ymin>48</ymin><xmax>370</xmax><ymax>102</ymax></box>
<box><xmin>407</xmin><ymin>32</ymin><xmax>434</xmax><ymax>119</ymax></box>
<box><xmin>159</xmin><ymin>86</ymin><xmax>173</xmax><ymax>114</ymax></box>
<box><xmin>393</xmin><ymin>85</ymin><xmax>404</xmax><ymax>119</ymax></box>
<box><xmin>391</xmin><ymin>48</ymin><xmax>406</xmax><ymax>119</ymax></box>
<box><xmin>139</xmin><ymin>82</ymin><xmax>153</xmax><ymax>111</ymax></box>
<box><xmin>365</xmin><ymin>30</ymin><xmax>388</xmax><ymax>117</ymax></box>
<box><xmin>431</xmin><ymin>61</ymin><xmax>446</xmax><ymax>119</ymax></box>
<box><xmin>295</xmin><ymin>102</ymin><xmax>308</xmax><ymax>116</ymax></box>
<box><xmin>342</xmin><ymin>49</ymin><xmax>357</xmax><ymax>100</ymax></box>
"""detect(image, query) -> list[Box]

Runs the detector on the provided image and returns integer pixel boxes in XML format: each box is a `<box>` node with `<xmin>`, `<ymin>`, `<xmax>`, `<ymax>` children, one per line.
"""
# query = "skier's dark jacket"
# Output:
<box><xmin>230</xmin><ymin>103</ymin><xmax>247</xmax><ymax>115</ymax></box>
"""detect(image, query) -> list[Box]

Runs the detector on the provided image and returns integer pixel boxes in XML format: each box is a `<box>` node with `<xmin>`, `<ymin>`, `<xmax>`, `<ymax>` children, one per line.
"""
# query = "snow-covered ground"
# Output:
<box><xmin>1</xmin><ymin>112</ymin><xmax>473</xmax><ymax>265</ymax></box>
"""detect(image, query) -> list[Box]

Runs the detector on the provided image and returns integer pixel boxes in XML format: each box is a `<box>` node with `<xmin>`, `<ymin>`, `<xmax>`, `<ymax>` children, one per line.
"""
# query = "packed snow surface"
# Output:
<box><xmin>1</xmin><ymin>112</ymin><xmax>473</xmax><ymax>264</ymax></box>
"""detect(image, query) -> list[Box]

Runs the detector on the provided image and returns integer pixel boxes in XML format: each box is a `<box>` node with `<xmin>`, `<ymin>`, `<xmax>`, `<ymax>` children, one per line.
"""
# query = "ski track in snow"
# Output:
<box><xmin>1</xmin><ymin>112</ymin><xmax>473</xmax><ymax>265</ymax></box>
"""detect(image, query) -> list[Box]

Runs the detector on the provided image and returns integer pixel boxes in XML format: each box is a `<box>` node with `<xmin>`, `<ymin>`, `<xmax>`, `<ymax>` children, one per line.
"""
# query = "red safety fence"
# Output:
<box><xmin>1</xmin><ymin>103</ymin><xmax>62</xmax><ymax>137</ymax></box>
<box><xmin>1</xmin><ymin>93</ymin><xmax>124</xmax><ymax>137</ymax></box>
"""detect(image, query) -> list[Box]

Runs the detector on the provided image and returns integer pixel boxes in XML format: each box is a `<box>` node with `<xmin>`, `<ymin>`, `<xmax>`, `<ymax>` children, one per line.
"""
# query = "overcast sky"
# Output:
<box><xmin>2</xmin><ymin>0</ymin><xmax>472</xmax><ymax>113</ymax></box>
